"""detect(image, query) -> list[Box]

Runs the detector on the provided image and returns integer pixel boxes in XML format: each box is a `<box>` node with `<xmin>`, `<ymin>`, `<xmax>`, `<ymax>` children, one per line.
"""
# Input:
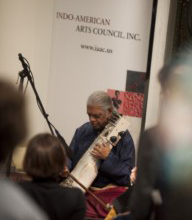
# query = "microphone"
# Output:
<box><xmin>18</xmin><ymin>53</ymin><xmax>25</xmax><ymax>68</ymax></box>
<box><xmin>18</xmin><ymin>54</ymin><xmax>28</xmax><ymax>93</ymax></box>
<box><xmin>18</xmin><ymin>53</ymin><xmax>29</xmax><ymax>75</ymax></box>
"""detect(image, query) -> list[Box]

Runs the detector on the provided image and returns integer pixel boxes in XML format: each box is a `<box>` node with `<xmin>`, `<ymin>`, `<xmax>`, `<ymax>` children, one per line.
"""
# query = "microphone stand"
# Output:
<box><xmin>17</xmin><ymin>53</ymin><xmax>73</xmax><ymax>159</ymax></box>
<box><xmin>18</xmin><ymin>53</ymin><xmax>54</xmax><ymax>135</ymax></box>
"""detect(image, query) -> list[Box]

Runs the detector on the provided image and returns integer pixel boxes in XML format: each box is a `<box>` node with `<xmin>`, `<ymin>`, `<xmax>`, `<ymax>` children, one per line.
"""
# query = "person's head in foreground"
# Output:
<box><xmin>158</xmin><ymin>47</ymin><xmax>192</xmax><ymax>191</ymax></box>
<box><xmin>0</xmin><ymin>79</ymin><xmax>27</xmax><ymax>164</ymax></box>
<box><xmin>23</xmin><ymin>133</ymin><xmax>66</xmax><ymax>181</ymax></box>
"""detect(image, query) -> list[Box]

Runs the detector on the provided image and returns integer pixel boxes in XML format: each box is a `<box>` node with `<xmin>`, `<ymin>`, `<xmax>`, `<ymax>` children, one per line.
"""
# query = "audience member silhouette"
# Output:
<box><xmin>19</xmin><ymin>133</ymin><xmax>86</xmax><ymax>220</ymax></box>
<box><xmin>0</xmin><ymin>79</ymin><xmax>48</xmax><ymax>220</ymax></box>
<box><xmin>129</xmin><ymin>49</ymin><xmax>192</xmax><ymax>220</ymax></box>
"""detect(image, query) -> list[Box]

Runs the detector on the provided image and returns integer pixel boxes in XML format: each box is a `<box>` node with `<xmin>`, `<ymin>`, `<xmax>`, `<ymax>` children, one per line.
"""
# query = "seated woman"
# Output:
<box><xmin>19</xmin><ymin>133</ymin><xmax>86</xmax><ymax>220</ymax></box>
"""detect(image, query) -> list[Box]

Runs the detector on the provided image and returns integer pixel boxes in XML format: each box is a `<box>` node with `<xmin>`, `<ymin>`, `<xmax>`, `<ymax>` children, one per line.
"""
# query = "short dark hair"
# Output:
<box><xmin>0</xmin><ymin>79</ymin><xmax>26</xmax><ymax>163</ymax></box>
<box><xmin>23</xmin><ymin>133</ymin><xmax>66</xmax><ymax>179</ymax></box>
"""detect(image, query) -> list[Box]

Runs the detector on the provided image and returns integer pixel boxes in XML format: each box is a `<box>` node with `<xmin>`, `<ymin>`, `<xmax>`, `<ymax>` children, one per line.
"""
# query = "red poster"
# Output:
<box><xmin>108</xmin><ymin>89</ymin><xmax>144</xmax><ymax>118</ymax></box>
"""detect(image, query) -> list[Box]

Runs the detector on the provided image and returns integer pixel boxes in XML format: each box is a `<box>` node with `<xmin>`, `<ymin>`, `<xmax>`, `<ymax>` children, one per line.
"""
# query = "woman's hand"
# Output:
<box><xmin>130</xmin><ymin>166</ymin><xmax>137</xmax><ymax>185</ymax></box>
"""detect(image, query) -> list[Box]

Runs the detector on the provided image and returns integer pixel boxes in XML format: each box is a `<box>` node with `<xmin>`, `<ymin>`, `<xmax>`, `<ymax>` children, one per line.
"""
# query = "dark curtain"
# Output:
<box><xmin>172</xmin><ymin>0</ymin><xmax>192</xmax><ymax>52</ymax></box>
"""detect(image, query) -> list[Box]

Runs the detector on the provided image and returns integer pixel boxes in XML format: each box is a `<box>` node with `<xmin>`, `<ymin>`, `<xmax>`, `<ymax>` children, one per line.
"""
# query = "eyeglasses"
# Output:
<box><xmin>87</xmin><ymin>113</ymin><xmax>105</xmax><ymax>119</ymax></box>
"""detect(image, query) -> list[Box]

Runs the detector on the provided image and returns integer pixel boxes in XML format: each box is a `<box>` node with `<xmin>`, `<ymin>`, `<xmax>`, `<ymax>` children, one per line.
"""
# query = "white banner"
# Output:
<box><xmin>47</xmin><ymin>0</ymin><xmax>153</xmax><ymax>145</ymax></box>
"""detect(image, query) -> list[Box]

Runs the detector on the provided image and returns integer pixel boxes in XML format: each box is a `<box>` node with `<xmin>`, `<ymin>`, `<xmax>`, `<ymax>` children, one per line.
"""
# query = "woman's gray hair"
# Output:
<box><xmin>87</xmin><ymin>91</ymin><xmax>113</xmax><ymax>111</ymax></box>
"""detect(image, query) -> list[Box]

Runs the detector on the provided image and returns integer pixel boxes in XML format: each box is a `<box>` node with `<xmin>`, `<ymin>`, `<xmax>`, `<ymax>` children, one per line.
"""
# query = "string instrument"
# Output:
<box><xmin>61</xmin><ymin>113</ymin><xmax>130</xmax><ymax>194</ymax></box>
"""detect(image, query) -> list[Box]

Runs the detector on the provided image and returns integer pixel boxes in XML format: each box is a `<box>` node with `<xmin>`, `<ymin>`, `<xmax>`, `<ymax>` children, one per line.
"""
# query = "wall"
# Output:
<box><xmin>144</xmin><ymin>0</ymin><xmax>178</xmax><ymax>129</ymax></box>
<box><xmin>0</xmin><ymin>0</ymin><xmax>54</xmax><ymax>169</ymax></box>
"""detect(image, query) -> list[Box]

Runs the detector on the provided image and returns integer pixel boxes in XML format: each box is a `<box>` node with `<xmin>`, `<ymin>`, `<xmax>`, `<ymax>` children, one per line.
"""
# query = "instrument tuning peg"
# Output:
<box><xmin>118</xmin><ymin>131</ymin><xmax>125</xmax><ymax>138</ymax></box>
<box><xmin>110</xmin><ymin>136</ymin><xmax>117</xmax><ymax>143</ymax></box>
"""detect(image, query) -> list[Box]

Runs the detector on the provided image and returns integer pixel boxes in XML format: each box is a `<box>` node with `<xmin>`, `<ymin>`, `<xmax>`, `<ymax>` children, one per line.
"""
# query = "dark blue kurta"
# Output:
<box><xmin>69</xmin><ymin>122</ymin><xmax>135</xmax><ymax>188</ymax></box>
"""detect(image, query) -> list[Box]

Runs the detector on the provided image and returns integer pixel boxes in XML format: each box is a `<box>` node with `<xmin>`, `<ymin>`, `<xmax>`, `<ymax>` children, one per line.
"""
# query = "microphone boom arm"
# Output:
<box><xmin>18</xmin><ymin>53</ymin><xmax>72</xmax><ymax>158</ymax></box>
